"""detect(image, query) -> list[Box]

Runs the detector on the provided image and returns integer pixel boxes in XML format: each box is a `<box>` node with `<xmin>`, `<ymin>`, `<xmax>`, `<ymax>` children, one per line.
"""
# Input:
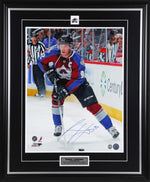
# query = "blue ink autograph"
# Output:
<box><xmin>62</xmin><ymin>119</ymin><xmax>99</xmax><ymax>144</ymax></box>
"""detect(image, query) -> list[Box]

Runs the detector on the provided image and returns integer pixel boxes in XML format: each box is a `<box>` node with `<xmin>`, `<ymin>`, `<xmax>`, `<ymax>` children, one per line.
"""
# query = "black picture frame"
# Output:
<box><xmin>0</xmin><ymin>0</ymin><xmax>150</xmax><ymax>181</ymax></box>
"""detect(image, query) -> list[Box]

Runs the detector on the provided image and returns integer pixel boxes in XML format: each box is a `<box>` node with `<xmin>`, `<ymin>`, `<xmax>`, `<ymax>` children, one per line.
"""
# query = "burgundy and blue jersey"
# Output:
<box><xmin>37</xmin><ymin>47</ymin><xmax>86</xmax><ymax>93</ymax></box>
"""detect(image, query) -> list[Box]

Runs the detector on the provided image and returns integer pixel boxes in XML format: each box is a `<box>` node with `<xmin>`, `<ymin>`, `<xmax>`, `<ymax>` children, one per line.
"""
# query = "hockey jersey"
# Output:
<box><xmin>37</xmin><ymin>47</ymin><xmax>86</xmax><ymax>93</ymax></box>
<box><xmin>43</xmin><ymin>37</ymin><xmax>57</xmax><ymax>48</ymax></box>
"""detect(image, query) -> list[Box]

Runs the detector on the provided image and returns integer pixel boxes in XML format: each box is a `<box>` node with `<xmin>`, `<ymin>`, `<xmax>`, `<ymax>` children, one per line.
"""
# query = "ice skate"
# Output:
<box><xmin>108</xmin><ymin>126</ymin><xmax>119</xmax><ymax>139</ymax></box>
<box><xmin>34</xmin><ymin>93</ymin><xmax>40</xmax><ymax>97</ymax></box>
<box><xmin>54</xmin><ymin>125</ymin><xmax>62</xmax><ymax>136</ymax></box>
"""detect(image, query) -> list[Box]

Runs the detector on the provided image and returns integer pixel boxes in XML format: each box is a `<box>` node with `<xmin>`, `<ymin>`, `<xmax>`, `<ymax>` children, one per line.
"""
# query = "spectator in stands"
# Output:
<box><xmin>83</xmin><ymin>38</ymin><xmax>92</xmax><ymax>60</ymax></box>
<box><xmin>83</xmin><ymin>38</ymin><xmax>91</xmax><ymax>52</ymax></box>
<box><xmin>38</xmin><ymin>30</ymin><xmax>45</xmax><ymax>42</ymax></box>
<box><xmin>73</xmin><ymin>39</ymin><xmax>87</xmax><ymax>60</ymax></box>
<box><xmin>43</xmin><ymin>29</ymin><xmax>57</xmax><ymax>48</ymax></box>
<box><xmin>107</xmin><ymin>29</ymin><xmax>118</xmax><ymax>63</ymax></box>
<box><xmin>116</xmin><ymin>29</ymin><xmax>122</xmax><ymax>39</ymax></box>
<box><xmin>98</xmin><ymin>29</ymin><xmax>106</xmax><ymax>49</ymax></box>
<box><xmin>83</xmin><ymin>37</ymin><xmax>100</xmax><ymax>61</ymax></box>
<box><xmin>54</xmin><ymin>29</ymin><xmax>64</xmax><ymax>40</ymax></box>
<box><xmin>114</xmin><ymin>36</ymin><xmax>123</xmax><ymax>64</ymax></box>
<box><xmin>76</xmin><ymin>29</ymin><xmax>85</xmax><ymax>42</ymax></box>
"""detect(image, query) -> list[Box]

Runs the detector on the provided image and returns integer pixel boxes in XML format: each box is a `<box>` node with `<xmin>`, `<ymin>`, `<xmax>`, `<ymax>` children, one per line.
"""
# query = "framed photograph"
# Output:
<box><xmin>25</xmin><ymin>26</ymin><xmax>124</xmax><ymax>153</ymax></box>
<box><xmin>1</xmin><ymin>0</ymin><xmax>149</xmax><ymax>181</ymax></box>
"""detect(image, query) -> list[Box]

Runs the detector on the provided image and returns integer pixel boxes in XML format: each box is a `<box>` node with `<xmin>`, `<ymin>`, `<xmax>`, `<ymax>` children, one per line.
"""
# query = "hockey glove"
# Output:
<box><xmin>54</xmin><ymin>83</ymin><xmax>70</xmax><ymax>102</ymax></box>
<box><xmin>46</xmin><ymin>68</ymin><xmax>59</xmax><ymax>84</ymax></box>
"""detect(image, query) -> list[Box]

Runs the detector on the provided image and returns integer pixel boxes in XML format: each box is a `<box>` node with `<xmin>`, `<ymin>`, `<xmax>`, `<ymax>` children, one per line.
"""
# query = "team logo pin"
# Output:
<box><xmin>70</xmin><ymin>16</ymin><xmax>79</xmax><ymax>25</ymax></box>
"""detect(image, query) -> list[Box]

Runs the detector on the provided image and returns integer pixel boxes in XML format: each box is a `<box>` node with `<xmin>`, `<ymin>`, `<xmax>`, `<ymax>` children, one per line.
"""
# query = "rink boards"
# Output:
<box><xmin>26</xmin><ymin>62</ymin><xmax>123</xmax><ymax>121</ymax></box>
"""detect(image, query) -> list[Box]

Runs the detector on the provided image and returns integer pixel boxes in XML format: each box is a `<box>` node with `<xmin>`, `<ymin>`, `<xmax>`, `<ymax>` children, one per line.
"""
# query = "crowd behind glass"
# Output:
<box><xmin>27</xmin><ymin>28</ymin><xmax>123</xmax><ymax>64</ymax></box>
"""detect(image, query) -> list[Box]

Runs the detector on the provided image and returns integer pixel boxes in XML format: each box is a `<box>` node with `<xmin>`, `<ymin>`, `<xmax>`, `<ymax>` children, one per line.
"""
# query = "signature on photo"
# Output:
<box><xmin>62</xmin><ymin>119</ymin><xmax>99</xmax><ymax>144</ymax></box>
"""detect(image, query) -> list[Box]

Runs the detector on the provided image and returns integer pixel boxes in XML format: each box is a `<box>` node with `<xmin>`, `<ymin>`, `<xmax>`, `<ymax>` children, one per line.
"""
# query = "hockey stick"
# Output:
<box><xmin>54</xmin><ymin>79</ymin><xmax>67</xmax><ymax>146</ymax></box>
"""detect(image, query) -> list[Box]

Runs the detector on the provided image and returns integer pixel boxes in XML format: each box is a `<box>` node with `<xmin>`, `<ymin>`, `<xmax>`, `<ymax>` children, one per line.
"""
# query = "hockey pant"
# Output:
<box><xmin>33</xmin><ymin>65</ymin><xmax>46</xmax><ymax>95</ymax></box>
<box><xmin>52</xmin><ymin>80</ymin><xmax>112</xmax><ymax>130</ymax></box>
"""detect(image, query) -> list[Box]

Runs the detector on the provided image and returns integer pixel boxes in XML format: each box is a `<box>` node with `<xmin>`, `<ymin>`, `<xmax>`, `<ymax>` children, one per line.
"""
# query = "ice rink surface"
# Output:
<box><xmin>26</xmin><ymin>96</ymin><xmax>124</xmax><ymax>153</ymax></box>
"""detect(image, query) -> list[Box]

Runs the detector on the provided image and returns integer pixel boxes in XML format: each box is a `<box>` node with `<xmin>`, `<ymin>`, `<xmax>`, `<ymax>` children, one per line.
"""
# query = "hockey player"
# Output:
<box><xmin>37</xmin><ymin>35</ymin><xmax>119</xmax><ymax>139</ymax></box>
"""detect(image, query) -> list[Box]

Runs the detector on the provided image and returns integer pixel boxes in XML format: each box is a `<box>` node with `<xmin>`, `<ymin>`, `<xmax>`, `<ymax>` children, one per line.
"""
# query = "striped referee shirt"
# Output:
<box><xmin>27</xmin><ymin>41</ymin><xmax>46</xmax><ymax>65</ymax></box>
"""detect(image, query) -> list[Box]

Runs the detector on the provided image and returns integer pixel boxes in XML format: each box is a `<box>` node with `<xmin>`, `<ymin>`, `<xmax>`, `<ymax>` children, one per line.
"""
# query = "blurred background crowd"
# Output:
<box><xmin>27</xmin><ymin>28</ymin><xmax>123</xmax><ymax>64</ymax></box>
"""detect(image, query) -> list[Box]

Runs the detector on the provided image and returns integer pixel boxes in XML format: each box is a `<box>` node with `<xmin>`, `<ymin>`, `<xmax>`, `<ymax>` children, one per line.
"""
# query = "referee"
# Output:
<box><xmin>27</xmin><ymin>32</ymin><xmax>46</xmax><ymax>97</ymax></box>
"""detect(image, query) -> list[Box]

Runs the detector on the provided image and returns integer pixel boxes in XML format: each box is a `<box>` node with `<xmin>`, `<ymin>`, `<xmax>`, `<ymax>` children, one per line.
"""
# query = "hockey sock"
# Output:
<box><xmin>98</xmin><ymin>114</ymin><xmax>113</xmax><ymax>129</ymax></box>
<box><xmin>87</xmin><ymin>103</ymin><xmax>113</xmax><ymax>129</ymax></box>
<box><xmin>52</xmin><ymin>106</ymin><xmax>63</xmax><ymax>126</ymax></box>
<box><xmin>52</xmin><ymin>92</ymin><xmax>64</xmax><ymax>126</ymax></box>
